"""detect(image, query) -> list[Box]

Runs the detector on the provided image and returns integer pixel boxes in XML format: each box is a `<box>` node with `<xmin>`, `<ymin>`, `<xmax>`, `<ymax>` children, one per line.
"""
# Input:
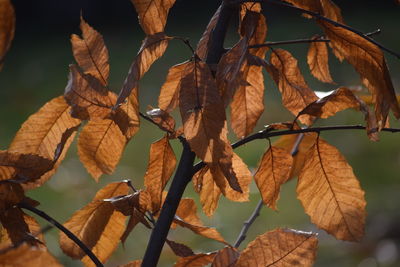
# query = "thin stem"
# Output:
<box><xmin>173</xmin><ymin>36</ymin><xmax>196</xmax><ymax>55</ymax></box>
<box><xmin>18</xmin><ymin>203</ymin><xmax>103</xmax><ymax>267</ymax></box>
<box><xmin>234</xmin><ymin>199</ymin><xmax>263</xmax><ymax>248</ymax></box>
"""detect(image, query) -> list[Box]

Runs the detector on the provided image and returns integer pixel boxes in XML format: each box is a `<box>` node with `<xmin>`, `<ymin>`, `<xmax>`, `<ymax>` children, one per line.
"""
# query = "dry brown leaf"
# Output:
<box><xmin>0</xmin><ymin>243</ymin><xmax>62</xmax><ymax>267</ymax></box>
<box><xmin>320</xmin><ymin>21</ymin><xmax>400</xmax><ymax>128</ymax></box>
<box><xmin>236</xmin><ymin>228</ymin><xmax>318</xmax><ymax>267</ymax></box>
<box><xmin>9</xmin><ymin>96</ymin><xmax>81</xmax><ymax>188</ymax></box>
<box><xmin>65</xmin><ymin>64</ymin><xmax>116</xmax><ymax>120</ymax></box>
<box><xmin>179</xmin><ymin>60</ymin><xmax>243</xmax><ymax>192</ymax></box>
<box><xmin>119</xmin><ymin>260</ymin><xmax>142</xmax><ymax>267</ymax></box>
<box><xmin>285</xmin><ymin>0</ymin><xmax>343</xmax><ymax>22</ymax></box>
<box><xmin>71</xmin><ymin>17</ymin><xmax>109</xmax><ymax>85</ymax></box>
<box><xmin>273</xmin><ymin>132</ymin><xmax>318</xmax><ymax>179</ymax></box>
<box><xmin>146</xmin><ymin>108</ymin><xmax>176</xmax><ymax>133</ymax></box>
<box><xmin>196</xmin><ymin>5</ymin><xmax>222</xmax><ymax>61</ymax></box>
<box><xmin>297</xmin><ymin>138</ymin><xmax>366</xmax><ymax>241</ymax></box>
<box><xmin>158</xmin><ymin>62</ymin><xmax>189</xmax><ymax>112</ymax></box>
<box><xmin>0</xmin><ymin>151</ymin><xmax>54</xmax><ymax>183</ymax></box>
<box><xmin>254</xmin><ymin>146</ymin><xmax>293</xmax><ymax>210</ymax></box>
<box><xmin>269</xmin><ymin>49</ymin><xmax>318</xmax><ymax>125</ymax></box>
<box><xmin>211</xmin><ymin>246</ymin><xmax>239</xmax><ymax>267</ymax></box>
<box><xmin>120</xmin><ymin>209</ymin><xmax>151</xmax><ymax>245</ymax></box>
<box><xmin>0</xmin><ymin>183</ymin><xmax>24</xmax><ymax>212</ymax></box>
<box><xmin>116</xmin><ymin>32</ymin><xmax>170</xmax><ymax>107</ymax></box>
<box><xmin>60</xmin><ymin>181</ymin><xmax>129</xmax><ymax>265</ymax></box>
<box><xmin>112</xmin><ymin>95</ymin><xmax>140</xmax><ymax>140</ymax></box>
<box><xmin>174</xmin><ymin>198</ymin><xmax>227</xmax><ymax>244</ymax></box>
<box><xmin>307</xmin><ymin>36</ymin><xmax>334</xmax><ymax>83</ymax></box>
<box><xmin>78</xmin><ymin>119</ymin><xmax>126</xmax><ymax>180</ymax></box>
<box><xmin>174</xmin><ymin>252</ymin><xmax>217</xmax><ymax>267</ymax></box>
<box><xmin>0</xmin><ymin>0</ymin><xmax>14</xmax><ymax>71</ymax></box>
<box><xmin>130</xmin><ymin>0</ymin><xmax>175</xmax><ymax>35</ymax></box>
<box><xmin>195</xmin><ymin>166</ymin><xmax>221</xmax><ymax>217</ymax></box>
<box><xmin>144</xmin><ymin>135</ymin><xmax>177</xmax><ymax>212</ymax></box>
<box><xmin>298</xmin><ymin>87</ymin><xmax>378</xmax><ymax>140</ymax></box>
<box><xmin>166</xmin><ymin>239</ymin><xmax>194</xmax><ymax>257</ymax></box>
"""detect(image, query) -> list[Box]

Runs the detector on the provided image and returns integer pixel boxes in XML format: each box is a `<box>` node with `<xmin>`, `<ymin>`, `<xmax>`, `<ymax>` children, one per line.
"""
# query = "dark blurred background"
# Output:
<box><xmin>1</xmin><ymin>0</ymin><xmax>400</xmax><ymax>266</ymax></box>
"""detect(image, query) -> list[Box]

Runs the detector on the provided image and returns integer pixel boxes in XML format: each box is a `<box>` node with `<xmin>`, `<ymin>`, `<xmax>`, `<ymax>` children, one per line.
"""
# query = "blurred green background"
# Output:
<box><xmin>1</xmin><ymin>0</ymin><xmax>400</xmax><ymax>266</ymax></box>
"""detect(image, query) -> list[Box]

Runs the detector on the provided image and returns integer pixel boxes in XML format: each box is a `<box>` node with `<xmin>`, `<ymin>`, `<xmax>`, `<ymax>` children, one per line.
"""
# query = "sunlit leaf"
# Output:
<box><xmin>194</xmin><ymin>166</ymin><xmax>221</xmax><ymax>217</ymax></box>
<box><xmin>307</xmin><ymin>36</ymin><xmax>334</xmax><ymax>83</ymax></box>
<box><xmin>119</xmin><ymin>260</ymin><xmax>142</xmax><ymax>267</ymax></box>
<box><xmin>60</xmin><ymin>181</ymin><xmax>129</xmax><ymax>265</ymax></box>
<box><xmin>285</xmin><ymin>0</ymin><xmax>343</xmax><ymax>22</ymax></box>
<box><xmin>174</xmin><ymin>252</ymin><xmax>217</xmax><ymax>267</ymax></box>
<box><xmin>235</xmin><ymin>228</ymin><xmax>318</xmax><ymax>267</ymax></box>
<box><xmin>196</xmin><ymin>5</ymin><xmax>221</xmax><ymax>61</ymax></box>
<box><xmin>146</xmin><ymin>108</ymin><xmax>176</xmax><ymax>133</ymax></box>
<box><xmin>254</xmin><ymin>146</ymin><xmax>293</xmax><ymax>210</ymax></box>
<box><xmin>130</xmin><ymin>0</ymin><xmax>175</xmax><ymax>35</ymax></box>
<box><xmin>71</xmin><ymin>17</ymin><xmax>109</xmax><ymax>85</ymax></box>
<box><xmin>0</xmin><ymin>0</ymin><xmax>14</xmax><ymax>70</ymax></box>
<box><xmin>297</xmin><ymin>138</ymin><xmax>366</xmax><ymax>241</ymax></box>
<box><xmin>211</xmin><ymin>246</ymin><xmax>239</xmax><ymax>267</ymax></box>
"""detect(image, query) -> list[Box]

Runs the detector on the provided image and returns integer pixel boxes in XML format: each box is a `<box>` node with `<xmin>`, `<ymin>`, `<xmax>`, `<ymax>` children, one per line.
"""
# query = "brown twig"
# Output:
<box><xmin>18</xmin><ymin>202</ymin><xmax>104</xmax><ymax>267</ymax></box>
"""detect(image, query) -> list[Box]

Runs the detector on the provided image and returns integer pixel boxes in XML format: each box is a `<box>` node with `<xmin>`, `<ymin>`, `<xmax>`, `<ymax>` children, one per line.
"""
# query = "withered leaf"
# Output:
<box><xmin>120</xmin><ymin>209</ymin><xmax>151</xmax><ymax>245</ymax></box>
<box><xmin>105</xmin><ymin>190</ymin><xmax>152</xmax><ymax>216</ymax></box>
<box><xmin>119</xmin><ymin>260</ymin><xmax>142</xmax><ymax>267</ymax></box>
<box><xmin>9</xmin><ymin>96</ymin><xmax>81</xmax><ymax>189</ymax></box>
<box><xmin>77</xmin><ymin>119</ymin><xmax>126</xmax><ymax>180</ymax></box>
<box><xmin>254</xmin><ymin>146</ymin><xmax>293</xmax><ymax>210</ymax></box>
<box><xmin>269</xmin><ymin>49</ymin><xmax>318</xmax><ymax>125</ymax></box>
<box><xmin>113</xmin><ymin>95</ymin><xmax>140</xmax><ymax>140</ymax></box>
<box><xmin>146</xmin><ymin>108</ymin><xmax>176</xmax><ymax>133</ymax></box>
<box><xmin>297</xmin><ymin>138</ymin><xmax>366</xmax><ymax>241</ymax></box>
<box><xmin>116</xmin><ymin>32</ymin><xmax>170</xmax><ymax>107</ymax></box>
<box><xmin>65</xmin><ymin>64</ymin><xmax>116</xmax><ymax>120</ymax></box>
<box><xmin>235</xmin><ymin>228</ymin><xmax>318</xmax><ymax>267</ymax></box>
<box><xmin>194</xmin><ymin>166</ymin><xmax>221</xmax><ymax>217</ymax></box>
<box><xmin>320</xmin><ymin>21</ymin><xmax>400</xmax><ymax>128</ymax></box>
<box><xmin>0</xmin><ymin>0</ymin><xmax>14</xmax><ymax>71</ymax></box>
<box><xmin>174</xmin><ymin>252</ymin><xmax>217</xmax><ymax>267</ymax></box>
<box><xmin>307</xmin><ymin>36</ymin><xmax>334</xmax><ymax>83</ymax></box>
<box><xmin>71</xmin><ymin>17</ymin><xmax>109</xmax><ymax>85</ymax></box>
<box><xmin>0</xmin><ymin>151</ymin><xmax>54</xmax><ymax>183</ymax></box>
<box><xmin>174</xmin><ymin>198</ymin><xmax>227</xmax><ymax>244</ymax></box>
<box><xmin>130</xmin><ymin>0</ymin><xmax>175</xmax><ymax>35</ymax></box>
<box><xmin>179</xmin><ymin>60</ymin><xmax>243</xmax><ymax>192</ymax></box>
<box><xmin>0</xmin><ymin>243</ymin><xmax>62</xmax><ymax>267</ymax></box>
<box><xmin>211</xmin><ymin>246</ymin><xmax>239</xmax><ymax>267</ymax></box>
<box><xmin>298</xmin><ymin>87</ymin><xmax>378</xmax><ymax>140</ymax></box>
<box><xmin>284</xmin><ymin>0</ymin><xmax>343</xmax><ymax>22</ymax></box>
<box><xmin>144</xmin><ymin>135</ymin><xmax>177</xmax><ymax>212</ymax></box>
<box><xmin>158</xmin><ymin>62</ymin><xmax>189</xmax><ymax>113</ymax></box>
<box><xmin>60</xmin><ymin>181</ymin><xmax>129</xmax><ymax>265</ymax></box>
<box><xmin>0</xmin><ymin>183</ymin><xmax>24</xmax><ymax>212</ymax></box>
<box><xmin>166</xmin><ymin>239</ymin><xmax>194</xmax><ymax>257</ymax></box>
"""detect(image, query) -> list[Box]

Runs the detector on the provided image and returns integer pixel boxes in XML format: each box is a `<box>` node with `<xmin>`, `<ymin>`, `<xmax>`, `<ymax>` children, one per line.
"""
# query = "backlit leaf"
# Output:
<box><xmin>179</xmin><ymin>60</ymin><xmax>243</xmax><ymax>192</ymax></box>
<box><xmin>211</xmin><ymin>246</ymin><xmax>239</xmax><ymax>267</ymax></box>
<box><xmin>144</xmin><ymin>135</ymin><xmax>177</xmax><ymax>212</ymax></box>
<box><xmin>194</xmin><ymin>166</ymin><xmax>221</xmax><ymax>217</ymax></box>
<box><xmin>119</xmin><ymin>260</ymin><xmax>142</xmax><ymax>267</ymax></box>
<box><xmin>307</xmin><ymin>36</ymin><xmax>334</xmax><ymax>83</ymax></box>
<box><xmin>285</xmin><ymin>0</ymin><xmax>343</xmax><ymax>22</ymax></box>
<box><xmin>116</xmin><ymin>32</ymin><xmax>170</xmax><ymax>107</ymax></box>
<box><xmin>254</xmin><ymin>146</ymin><xmax>293</xmax><ymax>210</ymax></box>
<box><xmin>297</xmin><ymin>138</ymin><xmax>366</xmax><ymax>241</ymax></box>
<box><xmin>166</xmin><ymin>239</ymin><xmax>194</xmax><ymax>257</ymax></box>
<box><xmin>269</xmin><ymin>49</ymin><xmax>318</xmax><ymax>125</ymax></box>
<box><xmin>65</xmin><ymin>64</ymin><xmax>116</xmax><ymax>120</ymax></box>
<box><xmin>60</xmin><ymin>181</ymin><xmax>129</xmax><ymax>265</ymax></box>
<box><xmin>0</xmin><ymin>0</ymin><xmax>14</xmax><ymax>70</ymax></box>
<box><xmin>120</xmin><ymin>209</ymin><xmax>151</xmax><ymax>244</ymax></box>
<box><xmin>236</xmin><ymin>228</ymin><xmax>318</xmax><ymax>267</ymax></box>
<box><xmin>174</xmin><ymin>252</ymin><xmax>217</xmax><ymax>267</ymax></box>
<box><xmin>130</xmin><ymin>0</ymin><xmax>175</xmax><ymax>35</ymax></box>
<box><xmin>71</xmin><ymin>17</ymin><xmax>109</xmax><ymax>85</ymax></box>
<box><xmin>196</xmin><ymin>5</ymin><xmax>221</xmax><ymax>61</ymax></box>
<box><xmin>320</xmin><ymin>21</ymin><xmax>400</xmax><ymax>128</ymax></box>
<box><xmin>146</xmin><ymin>108</ymin><xmax>176</xmax><ymax>133</ymax></box>
<box><xmin>0</xmin><ymin>183</ymin><xmax>24</xmax><ymax>212</ymax></box>
<box><xmin>77</xmin><ymin>119</ymin><xmax>126</xmax><ymax>180</ymax></box>
<box><xmin>9</xmin><ymin>96</ymin><xmax>81</xmax><ymax>188</ymax></box>
<box><xmin>113</xmin><ymin>95</ymin><xmax>140</xmax><ymax>140</ymax></box>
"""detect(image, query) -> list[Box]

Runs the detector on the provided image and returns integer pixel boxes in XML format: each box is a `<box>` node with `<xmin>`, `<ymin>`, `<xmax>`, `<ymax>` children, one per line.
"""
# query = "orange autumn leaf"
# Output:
<box><xmin>8</xmin><ymin>96</ymin><xmax>81</xmax><ymax>188</ymax></box>
<box><xmin>158</xmin><ymin>62</ymin><xmax>189</xmax><ymax>113</ymax></box>
<box><xmin>196</xmin><ymin>5</ymin><xmax>221</xmax><ymax>61</ymax></box>
<box><xmin>319</xmin><ymin>21</ymin><xmax>400</xmax><ymax>128</ymax></box>
<box><xmin>179</xmin><ymin>60</ymin><xmax>242</xmax><ymax>192</ymax></box>
<box><xmin>130</xmin><ymin>0</ymin><xmax>175</xmax><ymax>35</ymax></box>
<box><xmin>285</xmin><ymin>0</ymin><xmax>343</xmax><ymax>22</ymax></box>
<box><xmin>307</xmin><ymin>36</ymin><xmax>334</xmax><ymax>83</ymax></box>
<box><xmin>0</xmin><ymin>183</ymin><xmax>24</xmax><ymax>212</ymax></box>
<box><xmin>119</xmin><ymin>260</ymin><xmax>142</xmax><ymax>267</ymax></box>
<box><xmin>254</xmin><ymin>146</ymin><xmax>293</xmax><ymax>210</ymax></box>
<box><xmin>269</xmin><ymin>49</ymin><xmax>318</xmax><ymax>125</ymax></box>
<box><xmin>116</xmin><ymin>32</ymin><xmax>170</xmax><ymax>107</ymax></box>
<box><xmin>211</xmin><ymin>246</ymin><xmax>240</xmax><ymax>267</ymax></box>
<box><xmin>174</xmin><ymin>198</ymin><xmax>227</xmax><ymax>244</ymax></box>
<box><xmin>146</xmin><ymin>108</ymin><xmax>176</xmax><ymax>133</ymax></box>
<box><xmin>0</xmin><ymin>243</ymin><xmax>62</xmax><ymax>267</ymax></box>
<box><xmin>235</xmin><ymin>228</ymin><xmax>318</xmax><ymax>267</ymax></box>
<box><xmin>71</xmin><ymin>17</ymin><xmax>109</xmax><ymax>85</ymax></box>
<box><xmin>113</xmin><ymin>96</ymin><xmax>140</xmax><ymax>140</ymax></box>
<box><xmin>0</xmin><ymin>0</ymin><xmax>14</xmax><ymax>71</ymax></box>
<box><xmin>194</xmin><ymin>166</ymin><xmax>221</xmax><ymax>217</ymax></box>
<box><xmin>144</xmin><ymin>135</ymin><xmax>177</xmax><ymax>212</ymax></box>
<box><xmin>174</xmin><ymin>252</ymin><xmax>217</xmax><ymax>267</ymax></box>
<box><xmin>77</xmin><ymin>119</ymin><xmax>126</xmax><ymax>180</ymax></box>
<box><xmin>65</xmin><ymin>64</ymin><xmax>116</xmax><ymax>120</ymax></box>
<box><xmin>60</xmin><ymin>181</ymin><xmax>129</xmax><ymax>265</ymax></box>
<box><xmin>297</xmin><ymin>138</ymin><xmax>366</xmax><ymax>241</ymax></box>
<box><xmin>166</xmin><ymin>239</ymin><xmax>194</xmax><ymax>257</ymax></box>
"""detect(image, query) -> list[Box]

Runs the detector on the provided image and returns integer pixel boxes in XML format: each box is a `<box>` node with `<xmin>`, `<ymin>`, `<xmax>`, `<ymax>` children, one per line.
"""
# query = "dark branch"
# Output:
<box><xmin>18</xmin><ymin>202</ymin><xmax>103</xmax><ymax>267</ymax></box>
<box><xmin>234</xmin><ymin>199</ymin><xmax>263</xmax><ymax>248</ymax></box>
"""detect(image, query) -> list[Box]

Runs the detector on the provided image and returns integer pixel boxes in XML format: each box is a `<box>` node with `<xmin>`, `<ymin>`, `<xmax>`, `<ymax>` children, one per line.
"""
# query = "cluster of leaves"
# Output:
<box><xmin>1</xmin><ymin>0</ymin><xmax>399</xmax><ymax>266</ymax></box>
